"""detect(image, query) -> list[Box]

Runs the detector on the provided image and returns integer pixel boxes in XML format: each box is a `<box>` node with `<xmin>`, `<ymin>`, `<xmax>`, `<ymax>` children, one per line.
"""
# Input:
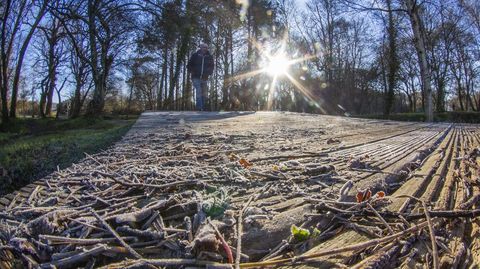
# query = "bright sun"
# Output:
<box><xmin>227</xmin><ymin>38</ymin><xmax>321</xmax><ymax>111</ymax></box>
<box><xmin>265</xmin><ymin>54</ymin><xmax>290</xmax><ymax>76</ymax></box>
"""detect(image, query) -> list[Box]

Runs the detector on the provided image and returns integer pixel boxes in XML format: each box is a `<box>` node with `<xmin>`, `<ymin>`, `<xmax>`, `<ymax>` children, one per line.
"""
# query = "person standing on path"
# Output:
<box><xmin>187</xmin><ymin>43</ymin><xmax>214</xmax><ymax>111</ymax></box>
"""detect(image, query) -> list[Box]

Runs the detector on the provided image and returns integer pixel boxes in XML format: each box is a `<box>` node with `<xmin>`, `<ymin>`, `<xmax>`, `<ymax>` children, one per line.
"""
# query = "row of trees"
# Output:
<box><xmin>1</xmin><ymin>0</ymin><xmax>136</xmax><ymax>124</ymax></box>
<box><xmin>1</xmin><ymin>0</ymin><xmax>479</xmax><ymax>125</ymax></box>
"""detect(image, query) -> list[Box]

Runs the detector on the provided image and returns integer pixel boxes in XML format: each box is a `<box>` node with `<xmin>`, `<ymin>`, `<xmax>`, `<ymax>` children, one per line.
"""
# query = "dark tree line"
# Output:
<box><xmin>1</xmin><ymin>0</ymin><xmax>479</xmax><ymax>126</ymax></box>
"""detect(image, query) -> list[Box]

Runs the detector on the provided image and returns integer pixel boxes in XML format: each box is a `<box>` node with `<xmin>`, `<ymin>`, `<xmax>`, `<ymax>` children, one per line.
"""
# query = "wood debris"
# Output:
<box><xmin>1</xmin><ymin>112</ymin><xmax>479</xmax><ymax>268</ymax></box>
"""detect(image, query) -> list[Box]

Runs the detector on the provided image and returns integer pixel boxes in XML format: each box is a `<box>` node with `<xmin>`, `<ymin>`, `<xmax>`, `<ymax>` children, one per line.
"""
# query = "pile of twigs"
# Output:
<box><xmin>1</xmin><ymin>117</ymin><xmax>479</xmax><ymax>269</ymax></box>
<box><xmin>0</xmin><ymin>130</ymin><xmax>251</xmax><ymax>268</ymax></box>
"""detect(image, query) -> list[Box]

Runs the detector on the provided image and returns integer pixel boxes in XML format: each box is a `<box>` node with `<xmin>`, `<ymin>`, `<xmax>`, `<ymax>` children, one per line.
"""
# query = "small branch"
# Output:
<box><xmin>460</xmin><ymin>194</ymin><xmax>480</xmax><ymax>210</ymax></box>
<box><xmin>422</xmin><ymin>200</ymin><xmax>439</xmax><ymax>269</ymax></box>
<box><xmin>239</xmin><ymin>220</ymin><xmax>430</xmax><ymax>268</ymax></box>
<box><xmin>249</xmin><ymin>170</ymin><xmax>283</xmax><ymax>180</ymax></box>
<box><xmin>116</xmin><ymin>226</ymin><xmax>163</xmax><ymax>240</ymax></box>
<box><xmin>207</xmin><ymin>218</ymin><xmax>233</xmax><ymax>264</ymax></box>
<box><xmin>94</xmin><ymin>170</ymin><xmax>206</xmax><ymax>190</ymax></box>
<box><xmin>366</xmin><ymin>203</ymin><xmax>394</xmax><ymax>235</ymax></box>
<box><xmin>99</xmin><ymin>258</ymin><xmax>227</xmax><ymax>269</ymax></box>
<box><xmin>260</xmin><ymin>240</ymin><xmax>289</xmax><ymax>261</ymax></box>
<box><xmin>41</xmin><ymin>244</ymin><xmax>107</xmax><ymax>268</ymax></box>
<box><xmin>315</xmin><ymin>202</ymin><xmax>480</xmax><ymax>220</ymax></box>
<box><xmin>250</xmin><ymin>152</ymin><xmax>328</xmax><ymax>162</ymax></box>
<box><xmin>39</xmin><ymin>235</ymin><xmax>137</xmax><ymax>245</ymax></box>
<box><xmin>350</xmin><ymin>168</ymin><xmax>400</xmax><ymax>176</ymax></box>
<box><xmin>396</xmin><ymin>195</ymin><xmax>439</xmax><ymax>268</ymax></box>
<box><xmin>236</xmin><ymin>195</ymin><xmax>254</xmax><ymax>269</ymax></box>
<box><xmin>305</xmin><ymin>198</ymin><xmax>359</xmax><ymax>207</ymax></box>
<box><xmin>90</xmin><ymin>208</ymin><xmax>142</xmax><ymax>259</ymax></box>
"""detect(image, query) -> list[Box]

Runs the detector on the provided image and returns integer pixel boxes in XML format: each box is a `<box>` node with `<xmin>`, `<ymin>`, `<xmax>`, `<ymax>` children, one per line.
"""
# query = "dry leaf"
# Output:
<box><xmin>356</xmin><ymin>189</ymin><xmax>372</xmax><ymax>203</ymax></box>
<box><xmin>239</xmin><ymin>158</ymin><xmax>252</xmax><ymax>168</ymax></box>
<box><xmin>356</xmin><ymin>192</ymin><xmax>364</xmax><ymax>203</ymax></box>
<box><xmin>376</xmin><ymin>191</ymin><xmax>385</xmax><ymax>198</ymax></box>
<box><xmin>364</xmin><ymin>190</ymin><xmax>372</xmax><ymax>200</ymax></box>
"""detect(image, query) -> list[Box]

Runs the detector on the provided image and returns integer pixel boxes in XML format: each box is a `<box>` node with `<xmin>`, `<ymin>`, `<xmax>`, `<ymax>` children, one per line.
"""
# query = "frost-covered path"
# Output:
<box><xmin>1</xmin><ymin>112</ymin><xmax>479</xmax><ymax>268</ymax></box>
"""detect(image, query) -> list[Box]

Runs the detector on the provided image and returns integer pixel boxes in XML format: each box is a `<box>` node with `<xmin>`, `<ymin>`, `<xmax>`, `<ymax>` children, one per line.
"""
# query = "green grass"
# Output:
<box><xmin>356</xmin><ymin>112</ymin><xmax>480</xmax><ymax>123</ymax></box>
<box><xmin>0</xmin><ymin>133</ymin><xmax>17</xmax><ymax>144</ymax></box>
<box><xmin>0</xmin><ymin>116</ymin><xmax>137</xmax><ymax>195</ymax></box>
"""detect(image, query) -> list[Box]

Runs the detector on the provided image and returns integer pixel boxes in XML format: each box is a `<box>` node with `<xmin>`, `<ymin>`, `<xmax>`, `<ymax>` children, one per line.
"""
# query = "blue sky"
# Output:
<box><xmin>295</xmin><ymin>0</ymin><xmax>307</xmax><ymax>8</ymax></box>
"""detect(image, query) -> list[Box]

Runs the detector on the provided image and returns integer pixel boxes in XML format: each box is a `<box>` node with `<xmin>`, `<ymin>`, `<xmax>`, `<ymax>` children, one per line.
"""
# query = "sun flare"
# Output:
<box><xmin>265</xmin><ymin>54</ymin><xmax>290</xmax><ymax>76</ymax></box>
<box><xmin>226</xmin><ymin>37</ymin><xmax>322</xmax><ymax>111</ymax></box>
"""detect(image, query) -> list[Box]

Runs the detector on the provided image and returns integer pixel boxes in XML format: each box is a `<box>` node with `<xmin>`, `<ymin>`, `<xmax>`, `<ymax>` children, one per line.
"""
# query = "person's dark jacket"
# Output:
<box><xmin>187</xmin><ymin>50</ymin><xmax>214</xmax><ymax>80</ymax></box>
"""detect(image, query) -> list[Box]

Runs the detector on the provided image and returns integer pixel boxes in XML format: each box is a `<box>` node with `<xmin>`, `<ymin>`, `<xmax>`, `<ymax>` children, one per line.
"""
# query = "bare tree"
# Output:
<box><xmin>0</xmin><ymin>0</ymin><xmax>49</xmax><ymax>124</ymax></box>
<box><xmin>64</xmin><ymin>20</ymin><xmax>92</xmax><ymax>118</ymax></box>
<box><xmin>53</xmin><ymin>0</ymin><xmax>135</xmax><ymax>116</ymax></box>
<box><xmin>404</xmin><ymin>0</ymin><xmax>434</xmax><ymax>121</ymax></box>
<box><xmin>383</xmin><ymin>0</ymin><xmax>399</xmax><ymax>116</ymax></box>
<box><xmin>35</xmin><ymin>10</ymin><xmax>67</xmax><ymax>117</ymax></box>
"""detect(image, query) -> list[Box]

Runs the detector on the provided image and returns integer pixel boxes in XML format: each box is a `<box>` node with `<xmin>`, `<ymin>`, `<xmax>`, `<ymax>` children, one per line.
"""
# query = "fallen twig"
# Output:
<box><xmin>250</xmin><ymin>153</ymin><xmax>328</xmax><ymax>162</ymax></box>
<box><xmin>236</xmin><ymin>195</ymin><xmax>254</xmax><ymax>269</ymax></box>
<box><xmin>350</xmin><ymin>168</ymin><xmax>400</xmax><ymax>176</ymax></box>
<box><xmin>90</xmin><ymin>208</ymin><xmax>142</xmax><ymax>259</ymax></box>
<box><xmin>239</xmin><ymin>220</ymin><xmax>430</xmax><ymax>268</ymax></box>
<box><xmin>208</xmin><ymin>218</ymin><xmax>233</xmax><ymax>264</ymax></box>
<box><xmin>249</xmin><ymin>170</ymin><xmax>283</xmax><ymax>180</ymax></box>
<box><xmin>314</xmin><ymin>202</ymin><xmax>480</xmax><ymax>220</ymax></box>
<box><xmin>41</xmin><ymin>244</ymin><xmax>108</xmax><ymax>268</ymax></box>
<box><xmin>39</xmin><ymin>235</ymin><xmax>137</xmax><ymax>245</ymax></box>
<box><xmin>366</xmin><ymin>203</ymin><xmax>394</xmax><ymax>235</ymax></box>
<box><xmin>99</xmin><ymin>258</ymin><xmax>229</xmax><ymax>269</ymax></box>
<box><xmin>422</xmin><ymin>200</ymin><xmax>439</xmax><ymax>269</ymax></box>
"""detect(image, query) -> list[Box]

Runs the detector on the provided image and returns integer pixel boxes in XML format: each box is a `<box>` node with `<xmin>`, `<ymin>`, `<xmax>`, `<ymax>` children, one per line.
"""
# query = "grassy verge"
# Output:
<box><xmin>355</xmin><ymin>112</ymin><xmax>480</xmax><ymax>123</ymax></box>
<box><xmin>0</xmin><ymin>116</ymin><xmax>138</xmax><ymax>196</ymax></box>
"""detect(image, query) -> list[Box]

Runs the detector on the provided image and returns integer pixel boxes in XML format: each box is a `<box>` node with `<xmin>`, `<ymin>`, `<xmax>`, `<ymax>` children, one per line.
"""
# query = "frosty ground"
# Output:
<box><xmin>1</xmin><ymin>111</ymin><xmax>479</xmax><ymax>268</ymax></box>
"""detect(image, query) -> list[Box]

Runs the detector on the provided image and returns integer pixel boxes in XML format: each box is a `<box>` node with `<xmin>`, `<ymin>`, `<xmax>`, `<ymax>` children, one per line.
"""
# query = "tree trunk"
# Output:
<box><xmin>411</xmin><ymin>77</ymin><xmax>417</xmax><ymax>112</ymax></box>
<box><xmin>10</xmin><ymin>0</ymin><xmax>48</xmax><ymax>118</ymax></box>
<box><xmin>87</xmin><ymin>53</ymin><xmax>112</xmax><ymax>116</ymax></box>
<box><xmin>405</xmin><ymin>0</ymin><xmax>433</xmax><ymax>121</ymax></box>
<box><xmin>182</xmin><ymin>54</ymin><xmax>187</xmax><ymax>110</ymax></box>
<box><xmin>221</xmin><ymin>27</ymin><xmax>230</xmax><ymax>110</ymax></box>
<box><xmin>45</xmin><ymin>24</ymin><xmax>59</xmax><ymax>116</ymax></box>
<box><xmin>55</xmin><ymin>89</ymin><xmax>61</xmax><ymax>119</ymax></box>
<box><xmin>127</xmin><ymin>78</ymin><xmax>134</xmax><ymax>115</ymax></box>
<box><xmin>70</xmin><ymin>83</ymin><xmax>83</xmax><ymax>118</ymax></box>
<box><xmin>436</xmin><ymin>79</ymin><xmax>445</xmax><ymax>112</ymax></box>
<box><xmin>45</xmin><ymin>61</ymin><xmax>57</xmax><ymax>116</ymax></box>
<box><xmin>168</xmin><ymin>50</ymin><xmax>175</xmax><ymax>109</ymax></box>
<box><xmin>171</xmin><ymin>39</ymin><xmax>190</xmax><ymax>110</ymax></box>
<box><xmin>157</xmin><ymin>47</ymin><xmax>168</xmax><ymax>110</ymax></box>
<box><xmin>384</xmin><ymin>0</ymin><xmax>398</xmax><ymax>116</ymax></box>
<box><xmin>85</xmin><ymin>0</ymin><xmax>113</xmax><ymax>117</ymax></box>
<box><xmin>39</xmin><ymin>92</ymin><xmax>47</xmax><ymax>117</ymax></box>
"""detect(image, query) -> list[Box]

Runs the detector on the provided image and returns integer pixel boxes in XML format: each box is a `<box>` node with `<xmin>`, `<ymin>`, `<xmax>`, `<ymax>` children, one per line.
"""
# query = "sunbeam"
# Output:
<box><xmin>225</xmin><ymin>69</ymin><xmax>266</xmax><ymax>84</ymax></box>
<box><xmin>267</xmin><ymin>75</ymin><xmax>278</xmax><ymax>110</ymax></box>
<box><xmin>285</xmin><ymin>73</ymin><xmax>327</xmax><ymax>114</ymax></box>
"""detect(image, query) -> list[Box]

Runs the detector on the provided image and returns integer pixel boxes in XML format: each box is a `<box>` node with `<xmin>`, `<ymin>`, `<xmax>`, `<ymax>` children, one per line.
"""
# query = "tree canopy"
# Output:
<box><xmin>1</xmin><ymin>0</ymin><xmax>479</xmax><ymax>124</ymax></box>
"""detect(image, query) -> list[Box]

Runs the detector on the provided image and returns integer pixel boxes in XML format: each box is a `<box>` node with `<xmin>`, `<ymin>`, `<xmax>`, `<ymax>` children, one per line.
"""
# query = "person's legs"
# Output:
<box><xmin>192</xmin><ymin>78</ymin><xmax>203</xmax><ymax>111</ymax></box>
<box><xmin>200</xmin><ymin>80</ymin><xmax>208</xmax><ymax>111</ymax></box>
